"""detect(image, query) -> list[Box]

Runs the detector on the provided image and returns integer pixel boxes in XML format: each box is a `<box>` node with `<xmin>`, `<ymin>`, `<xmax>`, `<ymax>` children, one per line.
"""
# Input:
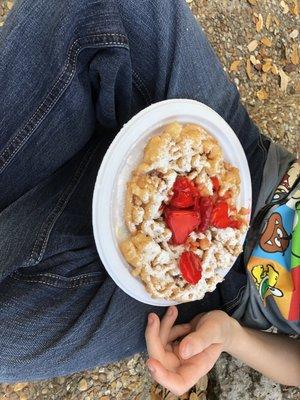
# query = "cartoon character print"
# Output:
<box><xmin>273</xmin><ymin>173</ymin><xmax>291</xmax><ymax>201</ymax></box>
<box><xmin>289</xmin><ymin>198</ymin><xmax>300</xmax><ymax>320</ymax></box>
<box><xmin>291</xmin><ymin>199</ymin><xmax>300</xmax><ymax>264</ymax></box>
<box><xmin>273</xmin><ymin>163</ymin><xmax>299</xmax><ymax>201</ymax></box>
<box><xmin>259</xmin><ymin>212</ymin><xmax>290</xmax><ymax>253</ymax></box>
<box><xmin>251</xmin><ymin>263</ymin><xmax>283</xmax><ymax>301</ymax></box>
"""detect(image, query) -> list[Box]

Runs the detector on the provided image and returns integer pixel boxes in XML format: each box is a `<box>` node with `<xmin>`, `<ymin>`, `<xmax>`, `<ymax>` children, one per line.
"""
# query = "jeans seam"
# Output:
<box><xmin>23</xmin><ymin>140</ymin><xmax>102</xmax><ymax>268</ymax></box>
<box><xmin>0</xmin><ymin>33</ymin><xmax>129</xmax><ymax>174</ymax></box>
<box><xmin>132</xmin><ymin>70</ymin><xmax>152</xmax><ymax>106</ymax></box>
<box><xmin>222</xmin><ymin>284</ymin><xmax>246</xmax><ymax>311</ymax></box>
<box><xmin>15</xmin><ymin>272</ymin><xmax>101</xmax><ymax>280</ymax></box>
<box><xmin>11</xmin><ymin>274</ymin><xmax>103</xmax><ymax>289</ymax></box>
<box><xmin>257</xmin><ymin>133</ymin><xmax>268</xmax><ymax>159</ymax></box>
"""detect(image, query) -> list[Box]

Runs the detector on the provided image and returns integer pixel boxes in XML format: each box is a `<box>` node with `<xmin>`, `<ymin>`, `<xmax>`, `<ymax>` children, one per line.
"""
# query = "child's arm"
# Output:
<box><xmin>225</xmin><ymin>323</ymin><xmax>300</xmax><ymax>386</ymax></box>
<box><xmin>178</xmin><ymin>310</ymin><xmax>300</xmax><ymax>387</ymax></box>
<box><xmin>146</xmin><ymin>308</ymin><xmax>300</xmax><ymax>396</ymax></box>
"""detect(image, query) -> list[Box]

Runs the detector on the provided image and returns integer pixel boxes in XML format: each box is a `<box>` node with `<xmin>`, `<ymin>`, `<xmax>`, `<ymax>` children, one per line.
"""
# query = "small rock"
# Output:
<box><xmin>98</xmin><ymin>373</ymin><xmax>107</xmax><ymax>382</ymax></box>
<box><xmin>283</xmin><ymin>64</ymin><xmax>297</xmax><ymax>73</ymax></box>
<box><xmin>78</xmin><ymin>378</ymin><xmax>88</xmax><ymax>392</ymax></box>
<box><xmin>290</xmin><ymin>29</ymin><xmax>299</xmax><ymax>39</ymax></box>
<box><xmin>13</xmin><ymin>383</ymin><xmax>28</xmax><ymax>392</ymax></box>
<box><xmin>7</xmin><ymin>1</ymin><xmax>13</xmax><ymax>10</ymax></box>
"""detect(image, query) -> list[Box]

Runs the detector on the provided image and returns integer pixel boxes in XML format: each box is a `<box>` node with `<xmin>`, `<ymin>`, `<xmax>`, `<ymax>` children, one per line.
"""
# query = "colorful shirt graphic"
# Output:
<box><xmin>247</xmin><ymin>162</ymin><xmax>300</xmax><ymax>321</ymax></box>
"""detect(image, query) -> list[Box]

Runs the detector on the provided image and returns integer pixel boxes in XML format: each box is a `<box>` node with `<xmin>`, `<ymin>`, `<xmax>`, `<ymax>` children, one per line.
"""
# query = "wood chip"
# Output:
<box><xmin>290</xmin><ymin>29</ymin><xmax>299</xmax><ymax>39</ymax></box>
<box><xmin>262</xmin><ymin>73</ymin><xmax>268</xmax><ymax>84</ymax></box>
<box><xmin>280</xmin><ymin>0</ymin><xmax>289</xmax><ymax>14</ymax></box>
<box><xmin>247</xmin><ymin>39</ymin><xmax>259</xmax><ymax>52</ymax></box>
<box><xmin>256</xmin><ymin>13</ymin><xmax>264</xmax><ymax>32</ymax></box>
<box><xmin>266</xmin><ymin>13</ymin><xmax>272</xmax><ymax>30</ymax></box>
<box><xmin>291</xmin><ymin>0</ymin><xmax>299</xmax><ymax>16</ymax></box>
<box><xmin>7</xmin><ymin>1</ymin><xmax>13</xmax><ymax>10</ymax></box>
<box><xmin>257</xmin><ymin>89</ymin><xmax>269</xmax><ymax>100</ymax></box>
<box><xmin>250</xmin><ymin>55</ymin><xmax>260</xmax><ymax>65</ymax></box>
<box><xmin>261</xmin><ymin>37</ymin><xmax>272</xmax><ymax>47</ymax></box>
<box><xmin>229</xmin><ymin>60</ymin><xmax>241</xmax><ymax>72</ymax></box>
<box><xmin>262</xmin><ymin>61</ymin><xmax>272</xmax><ymax>72</ymax></box>
<box><xmin>271</xmin><ymin>64</ymin><xmax>279</xmax><ymax>75</ymax></box>
<box><xmin>247</xmin><ymin>0</ymin><xmax>257</xmax><ymax>4</ymax></box>
<box><xmin>279</xmin><ymin>68</ymin><xmax>291</xmax><ymax>91</ymax></box>
<box><xmin>246</xmin><ymin>59</ymin><xmax>253</xmax><ymax>79</ymax></box>
<box><xmin>273</xmin><ymin>15</ymin><xmax>280</xmax><ymax>26</ymax></box>
<box><xmin>290</xmin><ymin>44</ymin><xmax>299</xmax><ymax>65</ymax></box>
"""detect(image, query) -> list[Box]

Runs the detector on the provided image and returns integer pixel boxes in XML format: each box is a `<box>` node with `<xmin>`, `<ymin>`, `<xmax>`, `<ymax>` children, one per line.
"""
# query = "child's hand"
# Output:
<box><xmin>145</xmin><ymin>307</ymin><xmax>237</xmax><ymax>396</ymax></box>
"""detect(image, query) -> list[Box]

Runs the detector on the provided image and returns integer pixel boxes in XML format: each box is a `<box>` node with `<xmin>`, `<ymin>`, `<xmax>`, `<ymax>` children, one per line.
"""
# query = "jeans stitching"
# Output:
<box><xmin>223</xmin><ymin>285</ymin><xmax>246</xmax><ymax>312</ymax></box>
<box><xmin>15</xmin><ymin>272</ymin><xmax>102</xmax><ymax>280</ymax></box>
<box><xmin>0</xmin><ymin>33</ymin><xmax>129</xmax><ymax>174</ymax></box>
<box><xmin>24</xmin><ymin>140</ymin><xmax>103</xmax><ymax>268</ymax></box>
<box><xmin>11</xmin><ymin>275</ymin><xmax>103</xmax><ymax>288</ymax></box>
<box><xmin>224</xmin><ymin>285</ymin><xmax>246</xmax><ymax>312</ymax></box>
<box><xmin>132</xmin><ymin>70</ymin><xmax>152</xmax><ymax>105</ymax></box>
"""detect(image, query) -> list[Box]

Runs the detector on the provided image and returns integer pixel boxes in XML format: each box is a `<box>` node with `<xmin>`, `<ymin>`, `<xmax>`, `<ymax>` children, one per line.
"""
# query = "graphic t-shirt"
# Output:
<box><xmin>246</xmin><ymin>161</ymin><xmax>300</xmax><ymax>322</ymax></box>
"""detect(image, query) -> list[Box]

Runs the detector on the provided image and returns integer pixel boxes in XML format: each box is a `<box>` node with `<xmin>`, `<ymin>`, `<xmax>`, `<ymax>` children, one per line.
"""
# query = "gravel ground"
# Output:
<box><xmin>0</xmin><ymin>0</ymin><xmax>299</xmax><ymax>399</ymax></box>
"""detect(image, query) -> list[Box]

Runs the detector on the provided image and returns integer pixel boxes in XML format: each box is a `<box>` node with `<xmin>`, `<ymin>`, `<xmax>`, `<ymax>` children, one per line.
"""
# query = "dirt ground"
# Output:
<box><xmin>0</xmin><ymin>0</ymin><xmax>299</xmax><ymax>399</ymax></box>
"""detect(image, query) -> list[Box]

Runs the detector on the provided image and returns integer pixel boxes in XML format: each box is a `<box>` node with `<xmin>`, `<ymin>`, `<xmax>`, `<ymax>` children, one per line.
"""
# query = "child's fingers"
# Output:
<box><xmin>179</xmin><ymin>318</ymin><xmax>220</xmax><ymax>359</ymax></box>
<box><xmin>159</xmin><ymin>306</ymin><xmax>178</xmax><ymax>346</ymax></box>
<box><xmin>145</xmin><ymin>313</ymin><xmax>165</xmax><ymax>360</ymax></box>
<box><xmin>146</xmin><ymin>357</ymin><xmax>188</xmax><ymax>397</ymax></box>
<box><xmin>168</xmin><ymin>323</ymin><xmax>192</xmax><ymax>343</ymax></box>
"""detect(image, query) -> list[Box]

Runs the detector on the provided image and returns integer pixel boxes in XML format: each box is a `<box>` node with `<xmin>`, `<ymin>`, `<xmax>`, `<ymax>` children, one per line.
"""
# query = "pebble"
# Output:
<box><xmin>13</xmin><ymin>383</ymin><xmax>28</xmax><ymax>392</ymax></box>
<box><xmin>78</xmin><ymin>378</ymin><xmax>88</xmax><ymax>392</ymax></box>
<box><xmin>98</xmin><ymin>373</ymin><xmax>107</xmax><ymax>382</ymax></box>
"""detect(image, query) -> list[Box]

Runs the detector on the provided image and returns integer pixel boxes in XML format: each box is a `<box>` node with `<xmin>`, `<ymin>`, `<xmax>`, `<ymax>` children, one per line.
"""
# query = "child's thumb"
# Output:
<box><xmin>179</xmin><ymin>322</ymin><xmax>219</xmax><ymax>359</ymax></box>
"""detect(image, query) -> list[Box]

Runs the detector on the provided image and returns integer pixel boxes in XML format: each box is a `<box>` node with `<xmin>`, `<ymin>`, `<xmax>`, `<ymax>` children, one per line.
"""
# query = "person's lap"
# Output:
<box><xmin>0</xmin><ymin>0</ymin><xmax>268</xmax><ymax>381</ymax></box>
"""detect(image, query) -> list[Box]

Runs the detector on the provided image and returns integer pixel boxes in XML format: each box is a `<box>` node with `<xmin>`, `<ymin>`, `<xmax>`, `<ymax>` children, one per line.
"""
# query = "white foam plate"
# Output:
<box><xmin>92</xmin><ymin>99</ymin><xmax>252</xmax><ymax>306</ymax></box>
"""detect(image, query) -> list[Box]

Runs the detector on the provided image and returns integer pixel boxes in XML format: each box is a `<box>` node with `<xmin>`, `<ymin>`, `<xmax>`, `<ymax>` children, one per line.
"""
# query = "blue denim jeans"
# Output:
<box><xmin>0</xmin><ymin>0</ymin><xmax>268</xmax><ymax>382</ymax></box>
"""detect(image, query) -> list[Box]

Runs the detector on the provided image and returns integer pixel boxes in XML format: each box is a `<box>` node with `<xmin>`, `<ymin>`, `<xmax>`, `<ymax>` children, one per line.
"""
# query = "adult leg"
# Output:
<box><xmin>0</xmin><ymin>0</ymin><xmax>268</xmax><ymax>382</ymax></box>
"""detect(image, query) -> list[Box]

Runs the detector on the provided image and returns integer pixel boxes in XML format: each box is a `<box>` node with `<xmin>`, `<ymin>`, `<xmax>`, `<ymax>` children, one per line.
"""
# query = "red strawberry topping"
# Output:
<box><xmin>211</xmin><ymin>176</ymin><xmax>220</xmax><ymax>192</ymax></box>
<box><xmin>179</xmin><ymin>251</ymin><xmax>202</xmax><ymax>284</ymax></box>
<box><xmin>170</xmin><ymin>176</ymin><xmax>199</xmax><ymax>209</ymax></box>
<box><xmin>164</xmin><ymin>209</ymin><xmax>201</xmax><ymax>245</ymax></box>
<box><xmin>194</xmin><ymin>196</ymin><xmax>214</xmax><ymax>233</ymax></box>
<box><xmin>211</xmin><ymin>201</ymin><xmax>231</xmax><ymax>228</ymax></box>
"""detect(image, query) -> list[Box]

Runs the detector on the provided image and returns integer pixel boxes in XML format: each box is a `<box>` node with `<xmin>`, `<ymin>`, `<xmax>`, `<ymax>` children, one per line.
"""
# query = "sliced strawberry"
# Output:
<box><xmin>228</xmin><ymin>219</ymin><xmax>243</xmax><ymax>229</ymax></box>
<box><xmin>173</xmin><ymin>176</ymin><xmax>198</xmax><ymax>194</ymax></box>
<box><xmin>170</xmin><ymin>176</ymin><xmax>199</xmax><ymax>209</ymax></box>
<box><xmin>211</xmin><ymin>176</ymin><xmax>220</xmax><ymax>192</ymax></box>
<box><xmin>194</xmin><ymin>196</ymin><xmax>214</xmax><ymax>232</ymax></box>
<box><xmin>179</xmin><ymin>251</ymin><xmax>202</xmax><ymax>285</ymax></box>
<box><xmin>164</xmin><ymin>209</ymin><xmax>201</xmax><ymax>245</ymax></box>
<box><xmin>170</xmin><ymin>191</ymin><xmax>195</xmax><ymax>208</ymax></box>
<box><xmin>211</xmin><ymin>201</ymin><xmax>231</xmax><ymax>228</ymax></box>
